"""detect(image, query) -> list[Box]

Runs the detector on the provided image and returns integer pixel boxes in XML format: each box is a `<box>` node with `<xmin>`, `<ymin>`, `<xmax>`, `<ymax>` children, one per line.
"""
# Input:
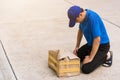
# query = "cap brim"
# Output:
<box><xmin>69</xmin><ymin>19</ymin><xmax>76</xmax><ymax>27</ymax></box>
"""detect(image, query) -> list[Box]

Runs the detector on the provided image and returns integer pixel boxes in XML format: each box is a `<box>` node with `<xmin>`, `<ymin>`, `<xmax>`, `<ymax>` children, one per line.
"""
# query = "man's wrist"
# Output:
<box><xmin>89</xmin><ymin>55</ymin><xmax>94</xmax><ymax>60</ymax></box>
<box><xmin>75</xmin><ymin>45</ymin><xmax>79</xmax><ymax>48</ymax></box>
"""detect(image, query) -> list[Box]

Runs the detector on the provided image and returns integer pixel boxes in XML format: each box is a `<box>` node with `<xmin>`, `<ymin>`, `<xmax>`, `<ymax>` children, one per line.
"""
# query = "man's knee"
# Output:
<box><xmin>81</xmin><ymin>65</ymin><xmax>94</xmax><ymax>74</ymax></box>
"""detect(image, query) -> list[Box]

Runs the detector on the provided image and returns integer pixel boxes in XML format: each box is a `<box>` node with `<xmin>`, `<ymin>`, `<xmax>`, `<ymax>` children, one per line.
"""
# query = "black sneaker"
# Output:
<box><xmin>102</xmin><ymin>51</ymin><xmax>113</xmax><ymax>67</ymax></box>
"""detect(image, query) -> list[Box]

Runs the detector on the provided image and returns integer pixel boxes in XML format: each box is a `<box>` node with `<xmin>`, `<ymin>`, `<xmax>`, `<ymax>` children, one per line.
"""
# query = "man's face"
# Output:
<box><xmin>76</xmin><ymin>14</ymin><xmax>83</xmax><ymax>23</ymax></box>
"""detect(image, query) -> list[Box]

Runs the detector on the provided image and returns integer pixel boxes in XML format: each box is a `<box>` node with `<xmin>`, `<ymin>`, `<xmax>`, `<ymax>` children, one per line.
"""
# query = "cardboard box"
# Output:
<box><xmin>48</xmin><ymin>49</ymin><xmax>80</xmax><ymax>77</ymax></box>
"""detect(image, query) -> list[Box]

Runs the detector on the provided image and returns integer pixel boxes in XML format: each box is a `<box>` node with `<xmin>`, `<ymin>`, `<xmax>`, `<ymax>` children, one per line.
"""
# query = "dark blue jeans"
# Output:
<box><xmin>77</xmin><ymin>43</ymin><xmax>110</xmax><ymax>74</ymax></box>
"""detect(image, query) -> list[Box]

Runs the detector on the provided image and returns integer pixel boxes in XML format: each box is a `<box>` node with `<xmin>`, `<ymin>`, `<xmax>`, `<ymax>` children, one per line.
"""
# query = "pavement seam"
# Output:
<box><xmin>64</xmin><ymin>0</ymin><xmax>75</xmax><ymax>5</ymax></box>
<box><xmin>103</xmin><ymin>18</ymin><xmax>120</xmax><ymax>29</ymax></box>
<box><xmin>0</xmin><ymin>40</ymin><xmax>18</xmax><ymax>80</ymax></box>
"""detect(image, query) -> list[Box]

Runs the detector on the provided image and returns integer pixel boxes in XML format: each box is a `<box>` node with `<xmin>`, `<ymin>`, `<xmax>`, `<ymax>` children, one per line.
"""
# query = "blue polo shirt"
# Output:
<box><xmin>79</xmin><ymin>9</ymin><xmax>109</xmax><ymax>46</ymax></box>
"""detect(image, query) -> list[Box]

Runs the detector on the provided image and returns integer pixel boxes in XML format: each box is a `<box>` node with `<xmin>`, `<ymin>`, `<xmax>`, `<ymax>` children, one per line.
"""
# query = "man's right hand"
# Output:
<box><xmin>73</xmin><ymin>47</ymin><xmax>79</xmax><ymax>56</ymax></box>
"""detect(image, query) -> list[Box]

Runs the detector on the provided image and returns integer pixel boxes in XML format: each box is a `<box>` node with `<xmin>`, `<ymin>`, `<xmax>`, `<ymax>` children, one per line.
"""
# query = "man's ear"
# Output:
<box><xmin>79</xmin><ymin>13</ymin><xmax>82</xmax><ymax>18</ymax></box>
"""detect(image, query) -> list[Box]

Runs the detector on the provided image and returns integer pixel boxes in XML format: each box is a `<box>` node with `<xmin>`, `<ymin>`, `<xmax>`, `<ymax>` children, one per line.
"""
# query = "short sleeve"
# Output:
<box><xmin>91</xmin><ymin>17</ymin><xmax>101</xmax><ymax>38</ymax></box>
<box><xmin>79</xmin><ymin>23</ymin><xmax>81</xmax><ymax>29</ymax></box>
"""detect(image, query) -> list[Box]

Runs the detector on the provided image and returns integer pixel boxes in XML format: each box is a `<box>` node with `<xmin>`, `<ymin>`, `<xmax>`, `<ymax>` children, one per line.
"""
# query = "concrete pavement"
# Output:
<box><xmin>0</xmin><ymin>0</ymin><xmax>120</xmax><ymax>80</ymax></box>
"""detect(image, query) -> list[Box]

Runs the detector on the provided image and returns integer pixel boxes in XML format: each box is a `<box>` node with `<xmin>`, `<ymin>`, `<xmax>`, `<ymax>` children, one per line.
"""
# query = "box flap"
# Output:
<box><xmin>57</xmin><ymin>49</ymin><xmax>79</xmax><ymax>60</ymax></box>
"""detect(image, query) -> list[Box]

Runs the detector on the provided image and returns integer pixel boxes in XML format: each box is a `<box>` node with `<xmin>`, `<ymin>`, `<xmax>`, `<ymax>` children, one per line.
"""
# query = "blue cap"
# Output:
<box><xmin>68</xmin><ymin>6</ymin><xmax>83</xmax><ymax>27</ymax></box>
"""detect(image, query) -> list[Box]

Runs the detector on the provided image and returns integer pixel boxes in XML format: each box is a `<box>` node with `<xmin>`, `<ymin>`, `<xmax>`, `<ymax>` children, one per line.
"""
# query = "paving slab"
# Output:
<box><xmin>0</xmin><ymin>0</ymin><xmax>120</xmax><ymax>80</ymax></box>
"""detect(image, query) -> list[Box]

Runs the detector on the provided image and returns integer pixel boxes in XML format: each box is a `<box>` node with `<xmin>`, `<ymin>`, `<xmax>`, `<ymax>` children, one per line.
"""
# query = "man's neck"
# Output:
<box><xmin>81</xmin><ymin>10</ymin><xmax>87</xmax><ymax>22</ymax></box>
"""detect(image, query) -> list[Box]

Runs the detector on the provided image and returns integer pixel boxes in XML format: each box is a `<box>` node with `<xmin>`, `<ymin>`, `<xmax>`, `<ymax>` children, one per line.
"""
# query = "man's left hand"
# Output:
<box><xmin>83</xmin><ymin>56</ymin><xmax>93</xmax><ymax>64</ymax></box>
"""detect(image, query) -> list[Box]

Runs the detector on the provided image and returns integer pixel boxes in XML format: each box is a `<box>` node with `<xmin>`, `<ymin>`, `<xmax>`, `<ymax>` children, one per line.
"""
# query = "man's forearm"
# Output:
<box><xmin>75</xmin><ymin>29</ymin><xmax>83</xmax><ymax>48</ymax></box>
<box><xmin>90</xmin><ymin>37</ymin><xmax>100</xmax><ymax>60</ymax></box>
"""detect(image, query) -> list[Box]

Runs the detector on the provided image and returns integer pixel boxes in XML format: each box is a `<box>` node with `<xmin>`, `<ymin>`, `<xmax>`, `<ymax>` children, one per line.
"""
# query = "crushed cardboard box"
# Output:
<box><xmin>48</xmin><ymin>49</ymin><xmax>80</xmax><ymax>77</ymax></box>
